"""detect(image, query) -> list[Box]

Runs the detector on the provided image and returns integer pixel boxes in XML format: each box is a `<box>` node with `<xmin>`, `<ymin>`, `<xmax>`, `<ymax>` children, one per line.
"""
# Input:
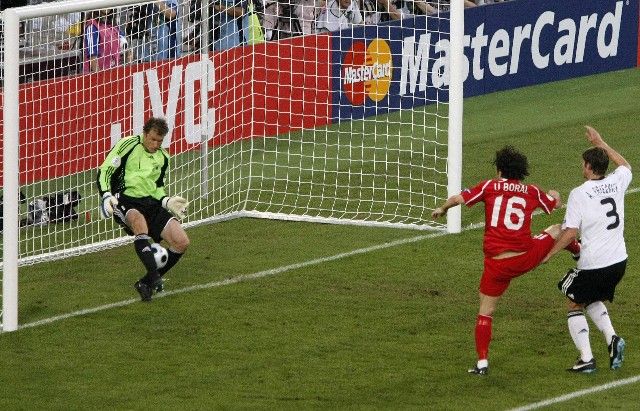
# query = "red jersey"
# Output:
<box><xmin>461</xmin><ymin>178</ymin><xmax>557</xmax><ymax>257</ymax></box>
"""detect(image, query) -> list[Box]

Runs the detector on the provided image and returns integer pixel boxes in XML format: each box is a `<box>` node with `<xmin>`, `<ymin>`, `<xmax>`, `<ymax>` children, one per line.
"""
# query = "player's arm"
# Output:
<box><xmin>585</xmin><ymin>126</ymin><xmax>631</xmax><ymax>170</ymax></box>
<box><xmin>542</xmin><ymin>227</ymin><xmax>578</xmax><ymax>263</ymax></box>
<box><xmin>157</xmin><ymin>150</ymin><xmax>189</xmax><ymax>219</ymax></box>
<box><xmin>96</xmin><ymin>147</ymin><xmax>122</xmax><ymax>218</ymax></box>
<box><xmin>96</xmin><ymin>137</ymin><xmax>138</xmax><ymax>218</ymax></box>
<box><xmin>96</xmin><ymin>137</ymin><xmax>133</xmax><ymax>196</ymax></box>
<box><xmin>431</xmin><ymin>194</ymin><xmax>464</xmax><ymax>219</ymax></box>
<box><xmin>542</xmin><ymin>189</ymin><xmax>580</xmax><ymax>263</ymax></box>
<box><xmin>547</xmin><ymin>189</ymin><xmax>561</xmax><ymax>209</ymax></box>
<box><xmin>432</xmin><ymin>180</ymin><xmax>489</xmax><ymax>219</ymax></box>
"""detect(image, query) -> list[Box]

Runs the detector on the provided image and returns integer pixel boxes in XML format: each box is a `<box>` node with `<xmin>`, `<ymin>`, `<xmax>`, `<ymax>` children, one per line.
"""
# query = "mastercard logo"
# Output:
<box><xmin>342</xmin><ymin>39</ymin><xmax>393</xmax><ymax>105</ymax></box>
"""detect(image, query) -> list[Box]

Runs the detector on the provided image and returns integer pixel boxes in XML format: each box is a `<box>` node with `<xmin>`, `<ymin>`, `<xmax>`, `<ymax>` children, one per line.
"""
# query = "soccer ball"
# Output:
<box><xmin>151</xmin><ymin>243</ymin><xmax>169</xmax><ymax>269</ymax></box>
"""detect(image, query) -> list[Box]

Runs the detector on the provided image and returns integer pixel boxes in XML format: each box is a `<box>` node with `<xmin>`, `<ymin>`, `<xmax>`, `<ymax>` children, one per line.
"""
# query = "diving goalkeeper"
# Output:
<box><xmin>96</xmin><ymin>117</ymin><xmax>190</xmax><ymax>301</ymax></box>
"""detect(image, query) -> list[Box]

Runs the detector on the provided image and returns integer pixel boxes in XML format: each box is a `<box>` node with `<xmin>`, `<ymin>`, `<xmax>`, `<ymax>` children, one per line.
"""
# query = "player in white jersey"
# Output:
<box><xmin>544</xmin><ymin>126</ymin><xmax>631</xmax><ymax>373</ymax></box>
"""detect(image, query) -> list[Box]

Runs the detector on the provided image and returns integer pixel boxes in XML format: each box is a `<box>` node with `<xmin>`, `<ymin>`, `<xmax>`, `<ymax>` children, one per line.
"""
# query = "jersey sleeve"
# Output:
<box><xmin>460</xmin><ymin>180</ymin><xmax>490</xmax><ymax>207</ymax></box>
<box><xmin>613</xmin><ymin>165</ymin><xmax>632</xmax><ymax>192</ymax></box>
<box><xmin>562</xmin><ymin>188</ymin><xmax>582</xmax><ymax>230</ymax></box>
<box><xmin>85</xmin><ymin>24</ymin><xmax>99</xmax><ymax>58</ymax></box>
<box><xmin>96</xmin><ymin>136</ymin><xmax>139</xmax><ymax>196</ymax></box>
<box><xmin>531</xmin><ymin>185</ymin><xmax>557</xmax><ymax>214</ymax></box>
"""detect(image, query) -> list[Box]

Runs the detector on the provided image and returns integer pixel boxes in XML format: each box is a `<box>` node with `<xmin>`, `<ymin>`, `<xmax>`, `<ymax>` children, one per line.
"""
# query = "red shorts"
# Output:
<box><xmin>480</xmin><ymin>233</ymin><xmax>555</xmax><ymax>297</ymax></box>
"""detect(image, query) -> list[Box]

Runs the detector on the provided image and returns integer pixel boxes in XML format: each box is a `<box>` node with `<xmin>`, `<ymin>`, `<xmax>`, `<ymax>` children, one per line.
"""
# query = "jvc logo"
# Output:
<box><xmin>109</xmin><ymin>58</ymin><xmax>215</xmax><ymax>147</ymax></box>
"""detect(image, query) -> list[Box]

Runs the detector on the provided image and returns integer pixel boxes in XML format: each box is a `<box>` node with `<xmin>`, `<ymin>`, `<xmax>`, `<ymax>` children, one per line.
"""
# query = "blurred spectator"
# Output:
<box><xmin>297</xmin><ymin>0</ymin><xmax>323</xmax><ymax>35</ymax></box>
<box><xmin>263</xmin><ymin>0</ymin><xmax>305</xmax><ymax>40</ymax></box>
<box><xmin>244</xmin><ymin>0</ymin><xmax>265</xmax><ymax>44</ymax></box>
<box><xmin>146</xmin><ymin>0</ymin><xmax>181</xmax><ymax>60</ymax></box>
<box><xmin>53</xmin><ymin>12</ymin><xmax>83</xmax><ymax>51</ymax></box>
<box><xmin>83</xmin><ymin>9</ymin><xmax>123</xmax><ymax>73</ymax></box>
<box><xmin>403</xmin><ymin>0</ymin><xmax>437</xmax><ymax>15</ymax></box>
<box><xmin>183</xmin><ymin>0</ymin><xmax>217</xmax><ymax>52</ymax></box>
<box><xmin>1</xmin><ymin>0</ymin><xmax>28</xmax><ymax>47</ymax></box>
<box><xmin>315</xmin><ymin>0</ymin><xmax>363</xmax><ymax>33</ymax></box>
<box><xmin>124</xmin><ymin>6</ymin><xmax>148</xmax><ymax>61</ymax></box>
<box><xmin>213</xmin><ymin>0</ymin><xmax>246</xmax><ymax>50</ymax></box>
<box><xmin>428</xmin><ymin>0</ymin><xmax>477</xmax><ymax>11</ymax></box>
<box><xmin>359</xmin><ymin>0</ymin><xmax>434</xmax><ymax>25</ymax></box>
<box><xmin>376</xmin><ymin>0</ymin><xmax>403</xmax><ymax>21</ymax></box>
<box><xmin>125</xmin><ymin>1</ymin><xmax>180</xmax><ymax>62</ymax></box>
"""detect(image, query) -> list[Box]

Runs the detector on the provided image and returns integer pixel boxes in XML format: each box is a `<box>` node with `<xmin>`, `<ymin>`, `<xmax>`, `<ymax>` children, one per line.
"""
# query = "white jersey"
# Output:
<box><xmin>316</xmin><ymin>0</ymin><xmax>363</xmax><ymax>33</ymax></box>
<box><xmin>563</xmin><ymin>165</ymin><xmax>632</xmax><ymax>270</ymax></box>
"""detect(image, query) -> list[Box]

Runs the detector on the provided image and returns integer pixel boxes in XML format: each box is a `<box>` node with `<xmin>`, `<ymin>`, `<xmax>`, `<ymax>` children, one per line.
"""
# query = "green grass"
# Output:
<box><xmin>2</xmin><ymin>68</ymin><xmax>640</xmax><ymax>410</ymax></box>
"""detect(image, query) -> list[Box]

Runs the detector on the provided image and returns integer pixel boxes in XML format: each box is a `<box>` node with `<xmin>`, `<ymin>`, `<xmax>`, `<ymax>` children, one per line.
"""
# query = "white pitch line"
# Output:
<box><xmin>15</xmin><ymin>186</ymin><xmax>640</xmax><ymax>331</ymax></box>
<box><xmin>509</xmin><ymin>375</ymin><xmax>640</xmax><ymax>411</ymax></box>
<box><xmin>19</xmin><ymin>225</ymin><xmax>480</xmax><ymax>330</ymax></box>
<box><xmin>10</xmin><ymin>187</ymin><xmax>640</xmax><ymax>407</ymax></box>
<box><xmin>508</xmin><ymin>185</ymin><xmax>640</xmax><ymax>409</ymax></box>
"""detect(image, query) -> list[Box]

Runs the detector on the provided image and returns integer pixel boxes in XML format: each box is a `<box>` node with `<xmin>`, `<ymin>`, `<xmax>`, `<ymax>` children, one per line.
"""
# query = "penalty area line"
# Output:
<box><xmin>508</xmin><ymin>375</ymin><xmax>640</xmax><ymax>411</ymax></box>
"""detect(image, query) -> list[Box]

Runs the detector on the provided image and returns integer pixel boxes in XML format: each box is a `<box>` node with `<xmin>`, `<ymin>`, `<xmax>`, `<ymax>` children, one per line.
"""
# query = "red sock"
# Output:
<box><xmin>564</xmin><ymin>239</ymin><xmax>580</xmax><ymax>255</ymax></box>
<box><xmin>475</xmin><ymin>315</ymin><xmax>493</xmax><ymax>360</ymax></box>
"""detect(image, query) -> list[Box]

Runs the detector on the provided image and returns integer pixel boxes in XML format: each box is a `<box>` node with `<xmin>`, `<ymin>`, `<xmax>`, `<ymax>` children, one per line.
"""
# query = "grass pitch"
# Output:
<box><xmin>1</xmin><ymin>68</ymin><xmax>639</xmax><ymax>410</ymax></box>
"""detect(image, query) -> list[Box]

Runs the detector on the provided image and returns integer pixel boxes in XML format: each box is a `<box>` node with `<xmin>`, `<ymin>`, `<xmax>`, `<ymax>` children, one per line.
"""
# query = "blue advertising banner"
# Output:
<box><xmin>331</xmin><ymin>0</ymin><xmax>639</xmax><ymax>121</ymax></box>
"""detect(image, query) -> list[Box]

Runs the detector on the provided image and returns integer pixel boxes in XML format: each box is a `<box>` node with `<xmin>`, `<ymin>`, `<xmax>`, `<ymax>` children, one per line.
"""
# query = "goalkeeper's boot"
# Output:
<box><xmin>567</xmin><ymin>357</ymin><xmax>596</xmax><ymax>373</ymax></box>
<box><xmin>134</xmin><ymin>280</ymin><xmax>153</xmax><ymax>302</ymax></box>
<box><xmin>467</xmin><ymin>365</ymin><xmax>488</xmax><ymax>376</ymax></box>
<box><xmin>609</xmin><ymin>335</ymin><xmax>625</xmax><ymax>370</ymax></box>
<box><xmin>145</xmin><ymin>272</ymin><xmax>163</xmax><ymax>294</ymax></box>
<box><xmin>154</xmin><ymin>278</ymin><xmax>165</xmax><ymax>293</ymax></box>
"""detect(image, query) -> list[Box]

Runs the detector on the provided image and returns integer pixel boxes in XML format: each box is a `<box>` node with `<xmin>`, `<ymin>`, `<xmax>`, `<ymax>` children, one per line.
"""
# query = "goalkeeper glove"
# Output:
<box><xmin>100</xmin><ymin>192</ymin><xmax>119</xmax><ymax>219</ymax></box>
<box><xmin>162</xmin><ymin>196</ymin><xmax>189</xmax><ymax>220</ymax></box>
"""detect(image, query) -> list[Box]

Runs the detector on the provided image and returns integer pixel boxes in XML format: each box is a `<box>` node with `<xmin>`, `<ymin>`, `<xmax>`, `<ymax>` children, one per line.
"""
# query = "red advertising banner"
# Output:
<box><xmin>0</xmin><ymin>34</ymin><xmax>332</xmax><ymax>185</ymax></box>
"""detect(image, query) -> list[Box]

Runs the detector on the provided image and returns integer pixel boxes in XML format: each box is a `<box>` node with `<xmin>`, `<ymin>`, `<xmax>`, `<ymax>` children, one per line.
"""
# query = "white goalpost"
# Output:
<box><xmin>1</xmin><ymin>0</ymin><xmax>462</xmax><ymax>331</ymax></box>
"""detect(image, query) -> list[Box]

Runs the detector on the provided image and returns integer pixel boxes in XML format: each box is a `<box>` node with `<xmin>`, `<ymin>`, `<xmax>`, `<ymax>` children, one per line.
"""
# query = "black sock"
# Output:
<box><xmin>134</xmin><ymin>234</ymin><xmax>159</xmax><ymax>285</ymax></box>
<box><xmin>159</xmin><ymin>249</ymin><xmax>183</xmax><ymax>277</ymax></box>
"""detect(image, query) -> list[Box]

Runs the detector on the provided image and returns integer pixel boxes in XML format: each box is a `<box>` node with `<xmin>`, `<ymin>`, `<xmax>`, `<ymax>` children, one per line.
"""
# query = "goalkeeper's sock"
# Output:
<box><xmin>134</xmin><ymin>234</ymin><xmax>159</xmax><ymax>284</ymax></box>
<box><xmin>158</xmin><ymin>248</ymin><xmax>183</xmax><ymax>276</ymax></box>
<box><xmin>475</xmin><ymin>314</ymin><xmax>492</xmax><ymax>361</ymax></box>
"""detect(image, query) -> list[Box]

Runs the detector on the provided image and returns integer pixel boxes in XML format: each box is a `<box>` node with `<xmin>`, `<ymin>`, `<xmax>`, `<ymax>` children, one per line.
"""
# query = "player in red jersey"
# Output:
<box><xmin>432</xmin><ymin>146</ymin><xmax>580</xmax><ymax>375</ymax></box>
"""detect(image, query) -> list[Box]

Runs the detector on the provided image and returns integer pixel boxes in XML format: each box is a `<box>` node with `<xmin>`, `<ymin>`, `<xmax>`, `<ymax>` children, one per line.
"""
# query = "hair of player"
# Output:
<box><xmin>143</xmin><ymin>117</ymin><xmax>169</xmax><ymax>137</ymax></box>
<box><xmin>582</xmin><ymin>147</ymin><xmax>609</xmax><ymax>176</ymax></box>
<box><xmin>493</xmin><ymin>145</ymin><xmax>530</xmax><ymax>180</ymax></box>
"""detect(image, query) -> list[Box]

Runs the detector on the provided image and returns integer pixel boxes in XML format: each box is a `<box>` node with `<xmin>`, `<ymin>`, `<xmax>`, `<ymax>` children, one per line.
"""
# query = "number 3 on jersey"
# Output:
<box><xmin>490</xmin><ymin>195</ymin><xmax>526</xmax><ymax>230</ymax></box>
<box><xmin>600</xmin><ymin>197</ymin><xmax>620</xmax><ymax>230</ymax></box>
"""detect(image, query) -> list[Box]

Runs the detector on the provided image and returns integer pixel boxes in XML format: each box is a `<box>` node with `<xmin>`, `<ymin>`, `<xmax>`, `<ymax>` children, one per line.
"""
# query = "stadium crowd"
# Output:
<box><xmin>1</xmin><ymin>0</ymin><xmax>509</xmax><ymax>76</ymax></box>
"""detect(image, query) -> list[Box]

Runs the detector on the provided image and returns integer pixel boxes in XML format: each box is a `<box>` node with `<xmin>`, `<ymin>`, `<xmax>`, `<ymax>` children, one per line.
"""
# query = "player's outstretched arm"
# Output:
<box><xmin>547</xmin><ymin>189</ymin><xmax>561</xmax><ymax>209</ymax></box>
<box><xmin>585</xmin><ymin>126</ymin><xmax>631</xmax><ymax>170</ymax></box>
<box><xmin>431</xmin><ymin>194</ymin><xmax>465</xmax><ymax>219</ymax></box>
<box><xmin>542</xmin><ymin>227</ymin><xmax>579</xmax><ymax>264</ymax></box>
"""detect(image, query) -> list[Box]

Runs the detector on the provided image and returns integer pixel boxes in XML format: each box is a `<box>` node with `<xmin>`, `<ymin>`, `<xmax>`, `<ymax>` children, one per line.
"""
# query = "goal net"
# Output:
<box><xmin>1</xmin><ymin>0</ymin><xmax>462</xmax><ymax>330</ymax></box>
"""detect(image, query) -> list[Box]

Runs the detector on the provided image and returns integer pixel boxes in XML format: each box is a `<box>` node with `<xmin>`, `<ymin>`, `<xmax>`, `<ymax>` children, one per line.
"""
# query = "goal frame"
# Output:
<box><xmin>1</xmin><ymin>0</ymin><xmax>463</xmax><ymax>332</ymax></box>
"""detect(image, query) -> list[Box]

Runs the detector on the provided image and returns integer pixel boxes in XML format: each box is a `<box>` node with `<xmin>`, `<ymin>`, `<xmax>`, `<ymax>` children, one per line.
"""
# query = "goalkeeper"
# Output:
<box><xmin>96</xmin><ymin>117</ymin><xmax>190</xmax><ymax>302</ymax></box>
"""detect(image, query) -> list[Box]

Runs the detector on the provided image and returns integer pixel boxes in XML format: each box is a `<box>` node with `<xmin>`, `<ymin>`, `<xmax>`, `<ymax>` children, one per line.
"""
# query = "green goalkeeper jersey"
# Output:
<box><xmin>96</xmin><ymin>135</ymin><xmax>170</xmax><ymax>200</ymax></box>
